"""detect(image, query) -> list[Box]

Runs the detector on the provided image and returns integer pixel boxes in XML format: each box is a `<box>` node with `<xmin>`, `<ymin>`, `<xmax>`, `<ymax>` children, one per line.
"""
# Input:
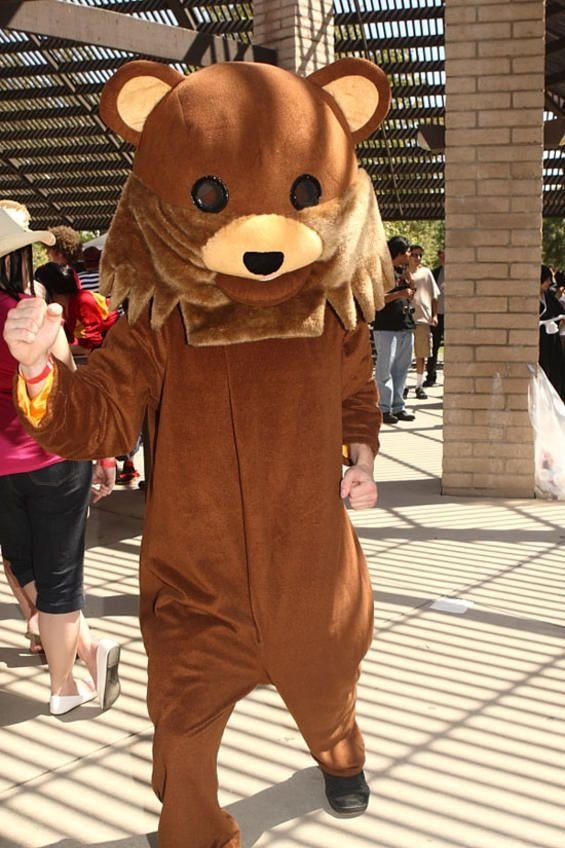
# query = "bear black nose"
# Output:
<box><xmin>243</xmin><ymin>251</ymin><xmax>284</xmax><ymax>276</ymax></box>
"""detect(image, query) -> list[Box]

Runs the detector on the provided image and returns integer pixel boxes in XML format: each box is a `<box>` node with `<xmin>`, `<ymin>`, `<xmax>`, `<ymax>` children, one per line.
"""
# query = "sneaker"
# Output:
<box><xmin>382</xmin><ymin>412</ymin><xmax>398</xmax><ymax>424</ymax></box>
<box><xmin>422</xmin><ymin>378</ymin><xmax>436</xmax><ymax>388</ymax></box>
<box><xmin>395</xmin><ymin>409</ymin><xmax>416</xmax><ymax>421</ymax></box>
<box><xmin>415</xmin><ymin>387</ymin><xmax>428</xmax><ymax>400</ymax></box>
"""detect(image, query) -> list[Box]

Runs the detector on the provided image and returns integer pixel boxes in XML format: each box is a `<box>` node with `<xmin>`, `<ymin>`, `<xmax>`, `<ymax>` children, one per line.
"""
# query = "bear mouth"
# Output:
<box><xmin>214</xmin><ymin>264</ymin><xmax>312</xmax><ymax>306</ymax></box>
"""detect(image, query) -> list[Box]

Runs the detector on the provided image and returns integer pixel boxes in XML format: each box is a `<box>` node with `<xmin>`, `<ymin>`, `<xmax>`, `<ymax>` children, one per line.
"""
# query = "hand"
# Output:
<box><xmin>340</xmin><ymin>464</ymin><xmax>378</xmax><ymax>510</ymax></box>
<box><xmin>431</xmin><ymin>316</ymin><xmax>438</xmax><ymax>326</ymax></box>
<box><xmin>91</xmin><ymin>460</ymin><xmax>116</xmax><ymax>503</ymax></box>
<box><xmin>3</xmin><ymin>298</ymin><xmax>63</xmax><ymax>369</ymax></box>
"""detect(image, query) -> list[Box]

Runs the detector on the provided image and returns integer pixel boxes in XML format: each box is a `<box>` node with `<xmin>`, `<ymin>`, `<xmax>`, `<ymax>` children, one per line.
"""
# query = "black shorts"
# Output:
<box><xmin>0</xmin><ymin>459</ymin><xmax>92</xmax><ymax>614</ymax></box>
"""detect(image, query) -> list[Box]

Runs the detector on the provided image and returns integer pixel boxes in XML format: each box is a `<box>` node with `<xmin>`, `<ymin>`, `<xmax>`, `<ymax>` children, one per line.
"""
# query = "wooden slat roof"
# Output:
<box><xmin>0</xmin><ymin>0</ymin><xmax>563</xmax><ymax>229</ymax></box>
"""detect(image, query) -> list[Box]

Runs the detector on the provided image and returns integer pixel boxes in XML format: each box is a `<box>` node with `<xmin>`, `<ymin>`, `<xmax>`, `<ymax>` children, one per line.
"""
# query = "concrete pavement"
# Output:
<box><xmin>1</xmin><ymin>373</ymin><xmax>564</xmax><ymax>848</ymax></box>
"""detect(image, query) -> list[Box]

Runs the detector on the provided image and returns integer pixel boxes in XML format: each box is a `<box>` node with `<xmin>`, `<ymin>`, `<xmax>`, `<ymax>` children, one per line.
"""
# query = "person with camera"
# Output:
<box><xmin>372</xmin><ymin>236</ymin><xmax>416</xmax><ymax>424</ymax></box>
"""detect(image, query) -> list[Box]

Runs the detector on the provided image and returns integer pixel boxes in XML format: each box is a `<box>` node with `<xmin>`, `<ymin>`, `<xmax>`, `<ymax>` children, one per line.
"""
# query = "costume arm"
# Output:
<box><xmin>340</xmin><ymin>322</ymin><xmax>380</xmax><ymax>508</ymax></box>
<box><xmin>15</xmin><ymin>308</ymin><xmax>165</xmax><ymax>461</ymax></box>
<box><xmin>341</xmin><ymin>318</ymin><xmax>381</xmax><ymax>457</ymax></box>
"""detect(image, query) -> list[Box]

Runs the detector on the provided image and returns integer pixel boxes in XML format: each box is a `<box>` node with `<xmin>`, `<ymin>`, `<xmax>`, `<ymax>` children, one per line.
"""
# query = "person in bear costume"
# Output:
<box><xmin>5</xmin><ymin>57</ymin><xmax>394</xmax><ymax>848</ymax></box>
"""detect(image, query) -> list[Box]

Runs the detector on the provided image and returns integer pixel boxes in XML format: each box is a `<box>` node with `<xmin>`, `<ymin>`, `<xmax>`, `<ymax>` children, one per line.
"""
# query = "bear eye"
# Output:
<box><xmin>191</xmin><ymin>176</ymin><xmax>229</xmax><ymax>213</ymax></box>
<box><xmin>290</xmin><ymin>175</ymin><xmax>322</xmax><ymax>210</ymax></box>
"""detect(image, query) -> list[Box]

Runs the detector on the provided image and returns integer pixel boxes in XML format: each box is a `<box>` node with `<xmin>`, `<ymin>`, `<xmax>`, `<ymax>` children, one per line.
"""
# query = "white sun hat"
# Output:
<box><xmin>0</xmin><ymin>200</ymin><xmax>55</xmax><ymax>258</ymax></box>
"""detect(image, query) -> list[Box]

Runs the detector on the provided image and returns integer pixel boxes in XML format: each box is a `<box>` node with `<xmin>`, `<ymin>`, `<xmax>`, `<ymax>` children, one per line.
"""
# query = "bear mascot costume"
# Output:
<box><xmin>6</xmin><ymin>56</ymin><xmax>394</xmax><ymax>848</ymax></box>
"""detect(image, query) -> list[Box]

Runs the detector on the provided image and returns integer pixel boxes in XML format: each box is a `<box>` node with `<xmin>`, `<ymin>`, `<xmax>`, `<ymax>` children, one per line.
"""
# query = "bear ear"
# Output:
<box><xmin>100</xmin><ymin>60</ymin><xmax>185</xmax><ymax>146</ymax></box>
<box><xmin>308</xmin><ymin>58</ymin><xmax>391</xmax><ymax>144</ymax></box>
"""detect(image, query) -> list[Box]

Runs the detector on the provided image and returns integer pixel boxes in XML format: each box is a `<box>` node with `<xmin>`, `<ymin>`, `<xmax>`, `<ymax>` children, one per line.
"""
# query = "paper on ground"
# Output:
<box><xmin>430</xmin><ymin>597</ymin><xmax>474</xmax><ymax>614</ymax></box>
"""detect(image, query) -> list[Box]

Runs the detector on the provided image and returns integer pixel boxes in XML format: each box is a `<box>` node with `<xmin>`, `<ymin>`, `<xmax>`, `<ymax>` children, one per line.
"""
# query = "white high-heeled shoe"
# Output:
<box><xmin>49</xmin><ymin>684</ymin><xmax>96</xmax><ymax>716</ymax></box>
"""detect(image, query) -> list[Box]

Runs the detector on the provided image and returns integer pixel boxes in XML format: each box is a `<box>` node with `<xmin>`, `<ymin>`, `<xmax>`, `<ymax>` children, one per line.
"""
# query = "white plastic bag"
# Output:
<box><xmin>528</xmin><ymin>364</ymin><xmax>565</xmax><ymax>499</ymax></box>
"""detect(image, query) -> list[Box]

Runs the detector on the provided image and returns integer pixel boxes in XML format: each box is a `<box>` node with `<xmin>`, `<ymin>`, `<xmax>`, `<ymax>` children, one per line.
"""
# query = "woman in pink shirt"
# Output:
<box><xmin>0</xmin><ymin>202</ymin><xmax>121</xmax><ymax>716</ymax></box>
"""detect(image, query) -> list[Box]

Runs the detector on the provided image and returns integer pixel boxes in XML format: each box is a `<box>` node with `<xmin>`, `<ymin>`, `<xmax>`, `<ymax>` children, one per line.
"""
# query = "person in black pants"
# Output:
<box><xmin>424</xmin><ymin>248</ymin><xmax>444</xmax><ymax>387</ymax></box>
<box><xmin>539</xmin><ymin>264</ymin><xmax>565</xmax><ymax>401</ymax></box>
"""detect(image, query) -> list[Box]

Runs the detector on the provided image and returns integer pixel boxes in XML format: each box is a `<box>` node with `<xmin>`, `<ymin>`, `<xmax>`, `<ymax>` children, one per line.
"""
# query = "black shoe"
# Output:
<box><xmin>415</xmin><ymin>387</ymin><xmax>428</xmax><ymax>399</ymax></box>
<box><xmin>423</xmin><ymin>378</ymin><xmax>436</xmax><ymax>388</ymax></box>
<box><xmin>395</xmin><ymin>409</ymin><xmax>415</xmax><ymax>421</ymax></box>
<box><xmin>322</xmin><ymin>770</ymin><xmax>370</xmax><ymax>816</ymax></box>
<box><xmin>403</xmin><ymin>387</ymin><xmax>409</xmax><ymax>398</ymax></box>
<box><xmin>382</xmin><ymin>412</ymin><xmax>398</xmax><ymax>424</ymax></box>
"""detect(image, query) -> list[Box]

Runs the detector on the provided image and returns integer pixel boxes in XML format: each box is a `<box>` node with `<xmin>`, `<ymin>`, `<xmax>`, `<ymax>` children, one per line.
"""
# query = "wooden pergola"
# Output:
<box><xmin>0</xmin><ymin>0</ymin><xmax>563</xmax><ymax>229</ymax></box>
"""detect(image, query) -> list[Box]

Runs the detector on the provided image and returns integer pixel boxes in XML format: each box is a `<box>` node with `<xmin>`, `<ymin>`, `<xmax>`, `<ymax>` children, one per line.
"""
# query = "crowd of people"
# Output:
<box><xmin>372</xmin><ymin>236</ymin><xmax>444</xmax><ymax>424</ymax></box>
<box><xmin>373</xmin><ymin>239</ymin><xmax>565</xmax><ymax>421</ymax></box>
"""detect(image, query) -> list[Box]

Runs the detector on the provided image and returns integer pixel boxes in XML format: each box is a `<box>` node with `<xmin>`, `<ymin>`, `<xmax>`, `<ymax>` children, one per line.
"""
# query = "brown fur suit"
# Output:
<box><xmin>18</xmin><ymin>59</ymin><xmax>394</xmax><ymax>847</ymax></box>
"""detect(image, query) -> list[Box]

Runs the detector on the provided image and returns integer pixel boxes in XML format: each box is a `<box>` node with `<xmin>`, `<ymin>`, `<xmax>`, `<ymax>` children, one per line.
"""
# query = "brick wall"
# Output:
<box><xmin>253</xmin><ymin>0</ymin><xmax>334</xmax><ymax>74</ymax></box>
<box><xmin>443</xmin><ymin>0</ymin><xmax>545</xmax><ymax>497</ymax></box>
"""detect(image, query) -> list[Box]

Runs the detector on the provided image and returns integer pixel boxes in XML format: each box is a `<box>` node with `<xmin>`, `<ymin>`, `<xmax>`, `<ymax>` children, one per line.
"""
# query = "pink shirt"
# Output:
<box><xmin>0</xmin><ymin>292</ymin><xmax>62</xmax><ymax>476</ymax></box>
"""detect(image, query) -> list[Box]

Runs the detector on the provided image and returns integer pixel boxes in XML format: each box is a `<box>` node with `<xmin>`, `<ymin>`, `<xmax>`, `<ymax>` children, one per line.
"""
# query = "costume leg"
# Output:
<box><xmin>267</xmin><ymin>522</ymin><xmax>373</xmax><ymax>778</ymax></box>
<box><xmin>276</xmin><ymin>665</ymin><xmax>366</xmax><ymax>777</ymax></box>
<box><xmin>143</xmin><ymin>599</ymin><xmax>262</xmax><ymax>848</ymax></box>
<box><xmin>153</xmin><ymin>704</ymin><xmax>240</xmax><ymax>848</ymax></box>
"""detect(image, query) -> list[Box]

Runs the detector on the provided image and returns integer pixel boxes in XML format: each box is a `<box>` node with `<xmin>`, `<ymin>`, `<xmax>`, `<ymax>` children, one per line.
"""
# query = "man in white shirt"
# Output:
<box><xmin>407</xmin><ymin>245</ymin><xmax>440</xmax><ymax>399</ymax></box>
<box><xmin>425</xmin><ymin>248</ymin><xmax>445</xmax><ymax>387</ymax></box>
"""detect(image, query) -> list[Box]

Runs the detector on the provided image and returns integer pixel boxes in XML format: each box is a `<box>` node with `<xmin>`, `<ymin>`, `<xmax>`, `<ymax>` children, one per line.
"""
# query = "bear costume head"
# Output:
<box><xmin>99</xmin><ymin>58</ymin><xmax>394</xmax><ymax>345</ymax></box>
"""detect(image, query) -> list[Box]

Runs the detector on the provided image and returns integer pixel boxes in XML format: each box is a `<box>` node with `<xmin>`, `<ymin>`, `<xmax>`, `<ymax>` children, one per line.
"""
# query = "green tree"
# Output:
<box><xmin>543</xmin><ymin>218</ymin><xmax>565</xmax><ymax>270</ymax></box>
<box><xmin>383</xmin><ymin>219</ymin><xmax>444</xmax><ymax>267</ymax></box>
<box><xmin>32</xmin><ymin>243</ymin><xmax>48</xmax><ymax>269</ymax></box>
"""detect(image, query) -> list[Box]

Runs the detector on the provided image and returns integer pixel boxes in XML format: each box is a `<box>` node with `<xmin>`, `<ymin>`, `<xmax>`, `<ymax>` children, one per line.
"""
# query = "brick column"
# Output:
<box><xmin>253</xmin><ymin>0</ymin><xmax>334</xmax><ymax>74</ymax></box>
<box><xmin>442</xmin><ymin>0</ymin><xmax>545</xmax><ymax>497</ymax></box>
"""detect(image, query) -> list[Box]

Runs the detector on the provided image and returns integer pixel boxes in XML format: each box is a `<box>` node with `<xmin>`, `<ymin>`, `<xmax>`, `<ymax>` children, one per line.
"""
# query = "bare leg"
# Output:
<box><xmin>76</xmin><ymin>612</ymin><xmax>98</xmax><ymax>683</ymax></box>
<box><xmin>3</xmin><ymin>562</ymin><xmax>42</xmax><ymax>651</ymax></box>
<box><xmin>415</xmin><ymin>355</ymin><xmax>427</xmax><ymax>394</ymax></box>
<box><xmin>39</xmin><ymin>609</ymin><xmax>83</xmax><ymax>696</ymax></box>
<box><xmin>23</xmin><ymin>580</ymin><xmax>93</xmax><ymax>697</ymax></box>
<box><xmin>416</xmin><ymin>356</ymin><xmax>425</xmax><ymax>378</ymax></box>
<box><xmin>12</xmin><ymin>566</ymin><xmax>97</xmax><ymax>670</ymax></box>
<box><xmin>3</xmin><ymin>559</ymin><xmax>35</xmax><ymax>624</ymax></box>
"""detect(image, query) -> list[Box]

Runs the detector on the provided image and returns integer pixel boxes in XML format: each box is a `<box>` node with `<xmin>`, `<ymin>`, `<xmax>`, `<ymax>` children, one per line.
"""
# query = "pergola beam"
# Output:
<box><xmin>0</xmin><ymin>0</ymin><xmax>276</xmax><ymax>65</ymax></box>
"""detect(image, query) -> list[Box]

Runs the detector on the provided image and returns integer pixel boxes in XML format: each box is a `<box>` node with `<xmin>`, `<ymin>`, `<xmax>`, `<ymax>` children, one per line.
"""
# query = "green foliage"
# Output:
<box><xmin>542</xmin><ymin>218</ymin><xmax>565</xmax><ymax>270</ymax></box>
<box><xmin>383</xmin><ymin>219</ymin><xmax>445</xmax><ymax>267</ymax></box>
<box><xmin>32</xmin><ymin>243</ymin><xmax>47</xmax><ymax>269</ymax></box>
<box><xmin>80</xmin><ymin>231</ymin><xmax>98</xmax><ymax>244</ymax></box>
<box><xmin>379</xmin><ymin>218</ymin><xmax>564</xmax><ymax>270</ymax></box>
<box><xmin>31</xmin><ymin>230</ymin><xmax>98</xmax><ymax>270</ymax></box>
